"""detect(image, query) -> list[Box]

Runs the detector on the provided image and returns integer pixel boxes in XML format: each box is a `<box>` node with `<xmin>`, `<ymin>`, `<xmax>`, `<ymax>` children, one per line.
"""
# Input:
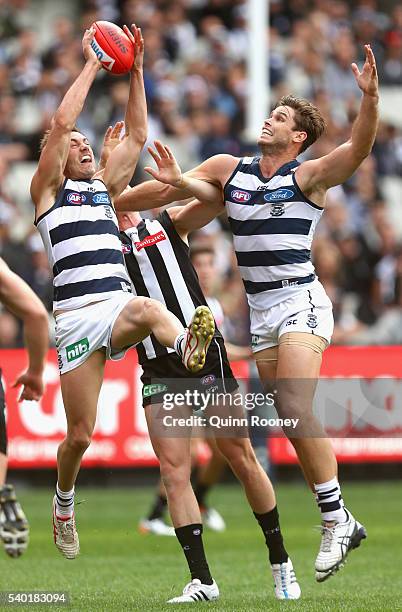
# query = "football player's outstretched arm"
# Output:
<box><xmin>30</xmin><ymin>27</ymin><xmax>101</xmax><ymax>211</ymax></box>
<box><xmin>102</xmin><ymin>25</ymin><xmax>147</xmax><ymax>199</ymax></box>
<box><xmin>143</xmin><ymin>141</ymin><xmax>225</xmax><ymax>203</ymax></box>
<box><xmin>115</xmin><ymin>178</ymin><xmax>193</xmax><ymax>211</ymax></box>
<box><xmin>297</xmin><ymin>45</ymin><xmax>379</xmax><ymax>195</ymax></box>
<box><xmin>115</xmin><ymin>145</ymin><xmax>237</xmax><ymax>211</ymax></box>
<box><xmin>167</xmin><ymin>199</ymin><xmax>225</xmax><ymax>238</ymax></box>
<box><xmin>0</xmin><ymin>258</ymin><xmax>48</xmax><ymax>401</ymax></box>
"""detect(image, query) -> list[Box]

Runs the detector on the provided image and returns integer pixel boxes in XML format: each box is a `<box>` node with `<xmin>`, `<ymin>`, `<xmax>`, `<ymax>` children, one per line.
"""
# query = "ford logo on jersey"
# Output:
<box><xmin>93</xmin><ymin>193</ymin><xmax>110</xmax><ymax>204</ymax></box>
<box><xmin>264</xmin><ymin>188</ymin><xmax>294</xmax><ymax>202</ymax></box>
<box><xmin>67</xmin><ymin>192</ymin><xmax>86</xmax><ymax>204</ymax></box>
<box><xmin>231</xmin><ymin>190</ymin><xmax>251</xmax><ymax>203</ymax></box>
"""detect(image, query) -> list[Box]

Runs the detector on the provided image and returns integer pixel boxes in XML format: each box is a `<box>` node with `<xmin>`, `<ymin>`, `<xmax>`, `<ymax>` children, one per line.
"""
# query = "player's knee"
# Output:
<box><xmin>126</xmin><ymin>297</ymin><xmax>162</xmax><ymax>328</ymax></box>
<box><xmin>233</xmin><ymin>449</ymin><xmax>258</xmax><ymax>479</ymax></box>
<box><xmin>122</xmin><ymin>296</ymin><xmax>147</xmax><ymax>327</ymax></box>
<box><xmin>160</xmin><ymin>457</ymin><xmax>190</xmax><ymax>493</ymax></box>
<box><xmin>141</xmin><ymin>298</ymin><xmax>165</xmax><ymax>326</ymax></box>
<box><xmin>276</xmin><ymin>397</ymin><xmax>309</xmax><ymax>421</ymax></box>
<box><xmin>66</xmin><ymin>425</ymin><xmax>92</xmax><ymax>454</ymax></box>
<box><xmin>218</xmin><ymin>439</ymin><xmax>257</xmax><ymax>477</ymax></box>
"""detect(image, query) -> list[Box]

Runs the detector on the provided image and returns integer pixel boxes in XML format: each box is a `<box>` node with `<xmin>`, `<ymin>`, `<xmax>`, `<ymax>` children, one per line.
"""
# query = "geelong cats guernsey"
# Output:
<box><xmin>35</xmin><ymin>178</ymin><xmax>132</xmax><ymax>312</ymax></box>
<box><xmin>120</xmin><ymin>211</ymin><xmax>221</xmax><ymax>365</ymax></box>
<box><xmin>223</xmin><ymin>157</ymin><xmax>323</xmax><ymax>310</ymax></box>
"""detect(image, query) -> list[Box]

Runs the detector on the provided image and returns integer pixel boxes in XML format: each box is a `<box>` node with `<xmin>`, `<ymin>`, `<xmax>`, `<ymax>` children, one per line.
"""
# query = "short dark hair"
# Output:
<box><xmin>39</xmin><ymin>125</ymin><xmax>84</xmax><ymax>152</ymax></box>
<box><xmin>276</xmin><ymin>95</ymin><xmax>326</xmax><ymax>154</ymax></box>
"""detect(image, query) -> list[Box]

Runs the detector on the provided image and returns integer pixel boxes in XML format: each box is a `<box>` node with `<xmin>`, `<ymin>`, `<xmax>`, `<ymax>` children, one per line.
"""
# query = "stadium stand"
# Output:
<box><xmin>1</xmin><ymin>0</ymin><xmax>402</xmax><ymax>348</ymax></box>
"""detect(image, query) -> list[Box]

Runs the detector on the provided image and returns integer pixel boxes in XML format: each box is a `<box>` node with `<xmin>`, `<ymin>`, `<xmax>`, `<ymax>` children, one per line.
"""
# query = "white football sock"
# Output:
<box><xmin>314</xmin><ymin>477</ymin><xmax>347</xmax><ymax>523</ymax></box>
<box><xmin>174</xmin><ymin>332</ymin><xmax>186</xmax><ymax>358</ymax></box>
<box><xmin>55</xmin><ymin>483</ymin><xmax>75</xmax><ymax>518</ymax></box>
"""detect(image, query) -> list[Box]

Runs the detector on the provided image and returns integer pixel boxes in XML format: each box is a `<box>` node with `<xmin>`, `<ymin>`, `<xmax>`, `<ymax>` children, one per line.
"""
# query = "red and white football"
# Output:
<box><xmin>91</xmin><ymin>21</ymin><xmax>134</xmax><ymax>75</ymax></box>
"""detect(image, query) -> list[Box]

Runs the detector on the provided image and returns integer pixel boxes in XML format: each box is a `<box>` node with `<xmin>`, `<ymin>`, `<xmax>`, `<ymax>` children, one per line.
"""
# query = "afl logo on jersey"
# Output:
<box><xmin>93</xmin><ymin>193</ymin><xmax>110</xmax><ymax>204</ymax></box>
<box><xmin>67</xmin><ymin>192</ymin><xmax>86</xmax><ymax>204</ymax></box>
<box><xmin>264</xmin><ymin>188</ymin><xmax>294</xmax><ymax>202</ymax></box>
<box><xmin>231</xmin><ymin>190</ymin><xmax>251</xmax><ymax>203</ymax></box>
<box><xmin>121</xmin><ymin>243</ymin><xmax>132</xmax><ymax>254</ymax></box>
<box><xmin>201</xmin><ymin>374</ymin><xmax>216</xmax><ymax>385</ymax></box>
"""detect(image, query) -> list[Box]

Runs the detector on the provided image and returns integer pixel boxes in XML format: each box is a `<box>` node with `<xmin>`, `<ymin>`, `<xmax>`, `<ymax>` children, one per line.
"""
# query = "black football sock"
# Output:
<box><xmin>175</xmin><ymin>523</ymin><xmax>213</xmax><ymax>585</ymax></box>
<box><xmin>194</xmin><ymin>482</ymin><xmax>210</xmax><ymax>509</ymax></box>
<box><xmin>254</xmin><ymin>506</ymin><xmax>289</xmax><ymax>564</ymax></box>
<box><xmin>147</xmin><ymin>493</ymin><xmax>168</xmax><ymax>521</ymax></box>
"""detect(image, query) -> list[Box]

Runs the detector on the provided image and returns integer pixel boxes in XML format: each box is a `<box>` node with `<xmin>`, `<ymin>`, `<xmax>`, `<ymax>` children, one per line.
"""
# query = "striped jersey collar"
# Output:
<box><xmin>252</xmin><ymin>157</ymin><xmax>300</xmax><ymax>182</ymax></box>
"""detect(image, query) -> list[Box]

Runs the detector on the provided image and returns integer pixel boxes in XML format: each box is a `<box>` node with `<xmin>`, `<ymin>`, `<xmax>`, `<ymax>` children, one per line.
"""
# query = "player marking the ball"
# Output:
<box><xmin>30</xmin><ymin>24</ymin><xmax>214</xmax><ymax>562</ymax></box>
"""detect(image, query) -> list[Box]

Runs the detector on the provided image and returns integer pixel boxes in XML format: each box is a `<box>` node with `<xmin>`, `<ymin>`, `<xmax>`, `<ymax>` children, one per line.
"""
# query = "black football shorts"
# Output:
<box><xmin>141</xmin><ymin>337</ymin><xmax>238</xmax><ymax>408</ymax></box>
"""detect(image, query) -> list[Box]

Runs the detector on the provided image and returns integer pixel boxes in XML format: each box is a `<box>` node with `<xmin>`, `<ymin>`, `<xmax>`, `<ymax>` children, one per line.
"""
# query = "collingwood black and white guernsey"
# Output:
<box><xmin>120</xmin><ymin>211</ymin><xmax>221</xmax><ymax>365</ymax></box>
<box><xmin>223</xmin><ymin>157</ymin><xmax>323</xmax><ymax>310</ymax></box>
<box><xmin>35</xmin><ymin>178</ymin><xmax>132</xmax><ymax>312</ymax></box>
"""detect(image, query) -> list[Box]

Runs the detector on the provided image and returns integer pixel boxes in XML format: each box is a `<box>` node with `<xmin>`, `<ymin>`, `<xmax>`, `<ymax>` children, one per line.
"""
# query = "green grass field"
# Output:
<box><xmin>0</xmin><ymin>482</ymin><xmax>400</xmax><ymax>611</ymax></box>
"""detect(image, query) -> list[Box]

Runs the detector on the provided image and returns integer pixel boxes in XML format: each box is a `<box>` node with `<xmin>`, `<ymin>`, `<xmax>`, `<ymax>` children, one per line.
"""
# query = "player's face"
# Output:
<box><xmin>258</xmin><ymin>106</ymin><xmax>304</xmax><ymax>152</ymax></box>
<box><xmin>192</xmin><ymin>252</ymin><xmax>216</xmax><ymax>296</ymax></box>
<box><xmin>64</xmin><ymin>132</ymin><xmax>96</xmax><ymax>179</ymax></box>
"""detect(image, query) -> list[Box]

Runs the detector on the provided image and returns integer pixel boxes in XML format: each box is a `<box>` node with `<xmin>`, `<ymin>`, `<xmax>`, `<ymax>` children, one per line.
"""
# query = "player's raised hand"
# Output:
<box><xmin>82</xmin><ymin>26</ymin><xmax>102</xmax><ymax>68</ymax></box>
<box><xmin>144</xmin><ymin>141</ymin><xmax>184</xmax><ymax>187</ymax></box>
<box><xmin>351</xmin><ymin>45</ymin><xmax>378</xmax><ymax>98</ymax></box>
<box><xmin>13</xmin><ymin>369</ymin><xmax>44</xmax><ymax>402</ymax></box>
<box><xmin>99</xmin><ymin>121</ymin><xmax>125</xmax><ymax>170</ymax></box>
<box><xmin>123</xmin><ymin>24</ymin><xmax>144</xmax><ymax>71</ymax></box>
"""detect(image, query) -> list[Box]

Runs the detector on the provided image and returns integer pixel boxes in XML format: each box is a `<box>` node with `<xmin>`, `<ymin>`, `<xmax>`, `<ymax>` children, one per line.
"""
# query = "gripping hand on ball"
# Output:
<box><xmin>82</xmin><ymin>26</ymin><xmax>102</xmax><ymax>68</ymax></box>
<box><xmin>123</xmin><ymin>23</ymin><xmax>144</xmax><ymax>72</ymax></box>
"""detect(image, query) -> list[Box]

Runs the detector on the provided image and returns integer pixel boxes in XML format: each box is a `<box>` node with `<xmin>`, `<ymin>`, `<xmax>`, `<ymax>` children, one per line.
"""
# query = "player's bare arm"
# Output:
<box><xmin>0</xmin><ymin>258</ymin><xmax>48</xmax><ymax>401</ymax></box>
<box><xmin>167</xmin><ymin>200</ymin><xmax>225</xmax><ymax>240</ymax></box>
<box><xmin>30</xmin><ymin>27</ymin><xmax>101</xmax><ymax>217</ymax></box>
<box><xmin>102</xmin><ymin>25</ymin><xmax>147</xmax><ymax>199</ymax></box>
<box><xmin>115</xmin><ymin>176</ymin><xmax>192</xmax><ymax>211</ymax></box>
<box><xmin>115</xmin><ymin>149</ymin><xmax>237</xmax><ymax>211</ymax></box>
<box><xmin>297</xmin><ymin>45</ymin><xmax>379</xmax><ymax>201</ymax></box>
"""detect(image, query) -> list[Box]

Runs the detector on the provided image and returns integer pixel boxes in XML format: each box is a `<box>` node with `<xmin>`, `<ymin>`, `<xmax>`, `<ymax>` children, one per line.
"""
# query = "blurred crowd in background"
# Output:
<box><xmin>1</xmin><ymin>0</ymin><xmax>402</xmax><ymax>350</ymax></box>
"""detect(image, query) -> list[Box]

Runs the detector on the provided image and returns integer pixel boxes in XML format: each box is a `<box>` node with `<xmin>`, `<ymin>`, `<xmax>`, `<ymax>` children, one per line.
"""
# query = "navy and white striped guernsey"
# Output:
<box><xmin>223</xmin><ymin>156</ymin><xmax>323</xmax><ymax>310</ymax></box>
<box><xmin>35</xmin><ymin>178</ymin><xmax>132</xmax><ymax>312</ymax></box>
<box><xmin>120</xmin><ymin>211</ymin><xmax>221</xmax><ymax>365</ymax></box>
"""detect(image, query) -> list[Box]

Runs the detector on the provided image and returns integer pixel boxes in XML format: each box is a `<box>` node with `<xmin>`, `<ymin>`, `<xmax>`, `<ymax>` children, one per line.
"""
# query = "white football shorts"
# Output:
<box><xmin>55</xmin><ymin>292</ymin><xmax>136</xmax><ymax>374</ymax></box>
<box><xmin>250</xmin><ymin>279</ymin><xmax>334</xmax><ymax>353</ymax></box>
